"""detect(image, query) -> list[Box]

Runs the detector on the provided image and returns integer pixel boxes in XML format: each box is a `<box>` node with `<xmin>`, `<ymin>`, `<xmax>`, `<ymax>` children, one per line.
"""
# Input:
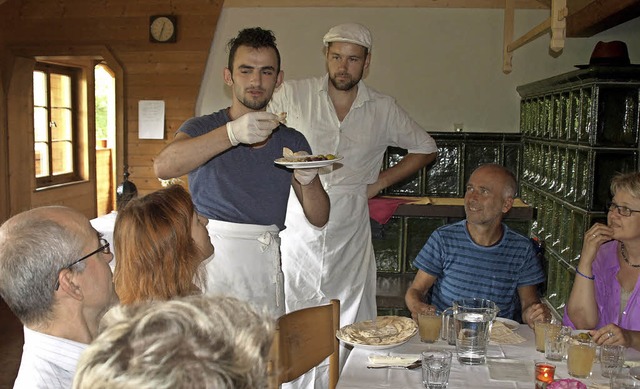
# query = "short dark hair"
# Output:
<box><xmin>227</xmin><ymin>27</ymin><xmax>281</xmax><ymax>73</ymax></box>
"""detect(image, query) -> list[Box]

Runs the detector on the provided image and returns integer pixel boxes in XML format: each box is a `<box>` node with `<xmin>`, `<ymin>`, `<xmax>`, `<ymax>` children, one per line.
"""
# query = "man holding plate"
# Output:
<box><xmin>154</xmin><ymin>27</ymin><xmax>329</xmax><ymax>318</ymax></box>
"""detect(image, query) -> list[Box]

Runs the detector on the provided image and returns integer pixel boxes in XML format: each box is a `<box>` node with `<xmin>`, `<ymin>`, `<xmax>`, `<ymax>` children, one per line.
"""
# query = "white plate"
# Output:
<box><xmin>336</xmin><ymin>331</ymin><xmax>416</xmax><ymax>350</ymax></box>
<box><xmin>494</xmin><ymin>317</ymin><xmax>520</xmax><ymax>330</ymax></box>
<box><xmin>335</xmin><ymin>316</ymin><xmax>417</xmax><ymax>350</ymax></box>
<box><xmin>274</xmin><ymin>155</ymin><xmax>343</xmax><ymax>169</ymax></box>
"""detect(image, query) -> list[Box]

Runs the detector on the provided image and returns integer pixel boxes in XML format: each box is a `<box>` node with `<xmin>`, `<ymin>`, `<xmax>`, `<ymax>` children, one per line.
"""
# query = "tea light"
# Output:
<box><xmin>535</xmin><ymin>362</ymin><xmax>556</xmax><ymax>389</ymax></box>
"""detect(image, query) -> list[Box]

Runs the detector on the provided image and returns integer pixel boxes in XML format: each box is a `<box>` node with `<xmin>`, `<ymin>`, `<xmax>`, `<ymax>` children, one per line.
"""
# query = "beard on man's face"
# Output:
<box><xmin>329</xmin><ymin>72</ymin><xmax>361</xmax><ymax>91</ymax></box>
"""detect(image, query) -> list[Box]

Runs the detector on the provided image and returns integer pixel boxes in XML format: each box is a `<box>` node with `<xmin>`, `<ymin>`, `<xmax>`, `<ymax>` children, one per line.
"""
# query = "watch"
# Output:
<box><xmin>149</xmin><ymin>15</ymin><xmax>177</xmax><ymax>43</ymax></box>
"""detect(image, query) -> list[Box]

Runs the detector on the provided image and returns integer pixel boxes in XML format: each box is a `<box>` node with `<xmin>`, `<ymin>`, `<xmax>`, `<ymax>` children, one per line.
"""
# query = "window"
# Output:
<box><xmin>33</xmin><ymin>63</ymin><xmax>81</xmax><ymax>187</ymax></box>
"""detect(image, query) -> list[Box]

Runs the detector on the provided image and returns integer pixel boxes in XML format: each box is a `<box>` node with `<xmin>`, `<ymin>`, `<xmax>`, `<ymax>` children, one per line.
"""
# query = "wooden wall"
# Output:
<box><xmin>0</xmin><ymin>0</ymin><xmax>224</xmax><ymax>221</ymax></box>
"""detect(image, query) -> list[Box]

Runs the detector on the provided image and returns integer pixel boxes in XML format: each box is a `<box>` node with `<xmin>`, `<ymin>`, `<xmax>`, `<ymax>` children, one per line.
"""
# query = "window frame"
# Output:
<box><xmin>33</xmin><ymin>62</ymin><xmax>82</xmax><ymax>188</ymax></box>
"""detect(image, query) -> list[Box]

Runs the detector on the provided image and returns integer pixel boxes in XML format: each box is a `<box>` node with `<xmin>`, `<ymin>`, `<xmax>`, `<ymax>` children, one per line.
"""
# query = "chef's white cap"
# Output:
<box><xmin>322</xmin><ymin>23</ymin><xmax>372</xmax><ymax>50</ymax></box>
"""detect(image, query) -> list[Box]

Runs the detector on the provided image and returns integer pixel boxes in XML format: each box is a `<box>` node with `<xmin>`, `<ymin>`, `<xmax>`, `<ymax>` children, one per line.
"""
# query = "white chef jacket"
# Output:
<box><xmin>13</xmin><ymin>327</ymin><xmax>88</xmax><ymax>389</ymax></box>
<box><xmin>269</xmin><ymin>75</ymin><xmax>437</xmax><ymax>387</ymax></box>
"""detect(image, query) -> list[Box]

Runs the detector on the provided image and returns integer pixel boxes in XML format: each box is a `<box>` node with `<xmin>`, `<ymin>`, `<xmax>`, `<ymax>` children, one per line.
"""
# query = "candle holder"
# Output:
<box><xmin>535</xmin><ymin>361</ymin><xmax>556</xmax><ymax>389</ymax></box>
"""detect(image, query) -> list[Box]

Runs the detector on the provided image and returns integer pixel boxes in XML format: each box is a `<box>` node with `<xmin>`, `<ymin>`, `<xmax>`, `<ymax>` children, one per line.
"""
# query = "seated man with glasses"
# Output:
<box><xmin>564</xmin><ymin>171</ymin><xmax>640</xmax><ymax>351</ymax></box>
<box><xmin>0</xmin><ymin>206</ymin><xmax>119</xmax><ymax>388</ymax></box>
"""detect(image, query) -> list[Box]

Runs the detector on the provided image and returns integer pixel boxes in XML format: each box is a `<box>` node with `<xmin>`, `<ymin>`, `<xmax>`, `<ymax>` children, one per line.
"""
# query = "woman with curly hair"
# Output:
<box><xmin>73</xmin><ymin>295</ymin><xmax>274</xmax><ymax>389</ymax></box>
<box><xmin>113</xmin><ymin>184</ymin><xmax>214</xmax><ymax>304</ymax></box>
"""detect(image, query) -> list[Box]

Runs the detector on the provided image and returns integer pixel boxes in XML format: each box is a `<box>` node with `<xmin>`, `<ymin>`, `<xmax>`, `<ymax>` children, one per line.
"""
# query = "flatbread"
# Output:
<box><xmin>276</xmin><ymin>111</ymin><xmax>287</xmax><ymax>124</ymax></box>
<box><xmin>337</xmin><ymin>316</ymin><xmax>417</xmax><ymax>345</ymax></box>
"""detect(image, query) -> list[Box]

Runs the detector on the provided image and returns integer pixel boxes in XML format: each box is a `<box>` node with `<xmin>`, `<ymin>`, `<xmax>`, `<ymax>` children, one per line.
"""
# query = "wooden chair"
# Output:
<box><xmin>268</xmin><ymin>299</ymin><xmax>340</xmax><ymax>389</ymax></box>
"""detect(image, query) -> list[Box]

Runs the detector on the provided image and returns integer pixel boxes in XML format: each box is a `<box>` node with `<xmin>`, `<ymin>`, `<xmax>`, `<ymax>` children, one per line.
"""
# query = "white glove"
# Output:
<box><xmin>294</xmin><ymin>168</ymin><xmax>319</xmax><ymax>186</ymax></box>
<box><xmin>226</xmin><ymin>111</ymin><xmax>279</xmax><ymax>146</ymax></box>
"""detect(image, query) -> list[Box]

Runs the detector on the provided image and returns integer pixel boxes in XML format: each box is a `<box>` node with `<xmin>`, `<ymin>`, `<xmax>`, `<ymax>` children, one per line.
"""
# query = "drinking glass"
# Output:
<box><xmin>610</xmin><ymin>372</ymin><xmax>640</xmax><ymax>388</ymax></box>
<box><xmin>421</xmin><ymin>350</ymin><xmax>453</xmax><ymax>389</ymax></box>
<box><xmin>534</xmin><ymin>320</ymin><xmax>554</xmax><ymax>352</ymax></box>
<box><xmin>545</xmin><ymin>325</ymin><xmax>571</xmax><ymax>361</ymax></box>
<box><xmin>567</xmin><ymin>339</ymin><xmax>596</xmax><ymax>378</ymax></box>
<box><xmin>601</xmin><ymin>344</ymin><xmax>625</xmax><ymax>378</ymax></box>
<box><xmin>418</xmin><ymin>311</ymin><xmax>442</xmax><ymax>343</ymax></box>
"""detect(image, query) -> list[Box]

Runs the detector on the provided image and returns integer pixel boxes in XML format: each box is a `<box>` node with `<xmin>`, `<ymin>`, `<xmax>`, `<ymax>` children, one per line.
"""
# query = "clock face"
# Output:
<box><xmin>150</xmin><ymin>15</ymin><xmax>176</xmax><ymax>43</ymax></box>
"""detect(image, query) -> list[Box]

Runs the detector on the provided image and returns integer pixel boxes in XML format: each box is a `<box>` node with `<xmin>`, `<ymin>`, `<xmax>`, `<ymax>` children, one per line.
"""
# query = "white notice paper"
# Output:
<box><xmin>138</xmin><ymin>100</ymin><xmax>165</xmax><ymax>139</ymax></box>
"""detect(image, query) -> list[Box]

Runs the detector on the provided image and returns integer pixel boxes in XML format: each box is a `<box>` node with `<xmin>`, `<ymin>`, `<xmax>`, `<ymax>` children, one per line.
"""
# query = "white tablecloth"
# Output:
<box><xmin>336</xmin><ymin>323</ymin><xmax>640</xmax><ymax>389</ymax></box>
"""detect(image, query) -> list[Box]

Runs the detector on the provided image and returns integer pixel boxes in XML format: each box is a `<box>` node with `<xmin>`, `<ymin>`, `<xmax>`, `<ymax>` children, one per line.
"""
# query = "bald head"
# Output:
<box><xmin>471</xmin><ymin>164</ymin><xmax>517</xmax><ymax>199</ymax></box>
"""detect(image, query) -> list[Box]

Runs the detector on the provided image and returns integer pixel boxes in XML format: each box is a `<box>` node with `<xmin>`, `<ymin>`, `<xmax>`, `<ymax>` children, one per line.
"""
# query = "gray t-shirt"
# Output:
<box><xmin>180</xmin><ymin>108</ymin><xmax>311</xmax><ymax>230</ymax></box>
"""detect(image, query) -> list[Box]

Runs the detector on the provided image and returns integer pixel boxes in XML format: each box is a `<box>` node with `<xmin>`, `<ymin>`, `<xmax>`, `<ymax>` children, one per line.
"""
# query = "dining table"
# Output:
<box><xmin>336</xmin><ymin>322</ymin><xmax>640</xmax><ymax>389</ymax></box>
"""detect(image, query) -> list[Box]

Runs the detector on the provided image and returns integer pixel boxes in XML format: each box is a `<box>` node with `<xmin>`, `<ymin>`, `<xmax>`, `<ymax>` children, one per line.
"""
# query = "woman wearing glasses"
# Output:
<box><xmin>564</xmin><ymin>172</ymin><xmax>640</xmax><ymax>350</ymax></box>
<box><xmin>113</xmin><ymin>185</ymin><xmax>214</xmax><ymax>304</ymax></box>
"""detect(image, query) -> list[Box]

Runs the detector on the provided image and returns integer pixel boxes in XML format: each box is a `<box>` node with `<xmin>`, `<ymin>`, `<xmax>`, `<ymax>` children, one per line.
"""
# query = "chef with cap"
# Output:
<box><xmin>269</xmin><ymin>22</ymin><xmax>437</xmax><ymax>388</ymax></box>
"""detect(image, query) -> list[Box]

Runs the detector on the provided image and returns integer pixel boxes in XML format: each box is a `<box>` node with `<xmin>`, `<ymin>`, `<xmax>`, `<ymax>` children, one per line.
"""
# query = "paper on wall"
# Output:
<box><xmin>138</xmin><ymin>100</ymin><xmax>165</xmax><ymax>139</ymax></box>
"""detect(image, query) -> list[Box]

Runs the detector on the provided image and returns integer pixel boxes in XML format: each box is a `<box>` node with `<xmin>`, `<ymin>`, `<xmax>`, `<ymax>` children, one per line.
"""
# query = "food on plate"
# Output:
<box><xmin>281</xmin><ymin>147</ymin><xmax>337</xmax><ymax>162</ymax></box>
<box><xmin>336</xmin><ymin>316</ymin><xmax>417</xmax><ymax>346</ymax></box>
<box><xmin>492</xmin><ymin>318</ymin><xmax>519</xmax><ymax>330</ymax></box>
<box><xmin>571</xmin><ymin>332</ymin><xmax>592</xmax><ymax>341</ymax></box>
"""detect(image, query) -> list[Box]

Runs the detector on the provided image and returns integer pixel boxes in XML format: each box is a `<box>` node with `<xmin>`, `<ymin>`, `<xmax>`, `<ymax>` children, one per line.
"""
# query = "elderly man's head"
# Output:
<box><xmin>0</xmin><ymin>206</ymin><xmax>116</xmax><ymax>330</ymax></box>
<box><xmin>464</xmin><ymin>164</ymin><xmax>517</xmax><ymax>227</ymax></box>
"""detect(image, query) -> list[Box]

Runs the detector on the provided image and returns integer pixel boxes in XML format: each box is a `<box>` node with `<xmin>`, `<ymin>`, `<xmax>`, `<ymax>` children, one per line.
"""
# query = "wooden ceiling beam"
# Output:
<box><xmin>223</xmin><ymin>0</ymin><xmax>547</xmax><ymax>8</ymax></box>
<box><xmin>566</xmin><ymin>0</ymin><xmax>640</xmax><ymax>37</ymax></box>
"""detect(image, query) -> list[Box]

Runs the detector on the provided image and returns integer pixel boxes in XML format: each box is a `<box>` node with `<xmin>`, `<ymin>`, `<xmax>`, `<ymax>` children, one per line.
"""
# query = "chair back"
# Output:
<box><xmin>268</xmin><ymin>299</ymin><xmax>340</xmax><ymax>389</ymax></box>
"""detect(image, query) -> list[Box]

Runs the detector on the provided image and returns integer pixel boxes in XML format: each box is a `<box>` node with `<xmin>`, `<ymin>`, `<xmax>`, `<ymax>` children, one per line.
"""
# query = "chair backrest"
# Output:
<box><xmin>268</xmin><ymin>299</ymin><xmax>340</xmax><ymax>389</ymax></box>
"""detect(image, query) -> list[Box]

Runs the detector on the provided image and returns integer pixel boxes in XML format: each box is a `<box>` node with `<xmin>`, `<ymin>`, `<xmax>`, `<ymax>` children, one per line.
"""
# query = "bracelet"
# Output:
<box><xmin>575</xmin><ymin>268</ymin><xmax>595</xmax><ymax>280</ymax></box>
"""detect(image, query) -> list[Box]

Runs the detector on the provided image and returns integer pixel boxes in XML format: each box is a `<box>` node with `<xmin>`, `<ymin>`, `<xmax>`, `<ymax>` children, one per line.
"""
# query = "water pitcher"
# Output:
<box><xmin>453</xmin><ymin>298</ymin><xmax>499</xmax><ymax>365</ymax></box>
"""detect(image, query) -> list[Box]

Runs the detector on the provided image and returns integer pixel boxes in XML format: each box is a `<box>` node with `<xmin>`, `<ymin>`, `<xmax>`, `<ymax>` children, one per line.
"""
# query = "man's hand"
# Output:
<box><xmin>523</xmin><ymin>302</ymin><xmax>551</xmax><ymax>328</ymax></box>
<box><xmin>226</xmin><ymin>111</ymin><xmax>280</xmax><ymax>146</ymax></box>
<box><xmin>409</xmin><ymin>303</ymin><xmax>437</xmax><ymax>321</ymax></box>
<box><xmin>294</xmin><ymin>168</ymin><xmax>319</xmax><ymax>186</ymax></box>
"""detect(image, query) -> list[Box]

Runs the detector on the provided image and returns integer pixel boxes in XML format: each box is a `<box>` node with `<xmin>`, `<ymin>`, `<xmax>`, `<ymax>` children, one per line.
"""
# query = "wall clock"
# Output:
<box><xmin>149</xmin><ymin>15</ymin><xmax>177</xmax><ymax>43</ymax></box>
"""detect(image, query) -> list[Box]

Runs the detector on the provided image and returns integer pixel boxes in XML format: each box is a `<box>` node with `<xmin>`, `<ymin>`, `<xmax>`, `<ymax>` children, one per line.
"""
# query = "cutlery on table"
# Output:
<box><xmin>367</xmin><ymin>360</ymin><xmax>422</xmax><ymax>370</ymax></box>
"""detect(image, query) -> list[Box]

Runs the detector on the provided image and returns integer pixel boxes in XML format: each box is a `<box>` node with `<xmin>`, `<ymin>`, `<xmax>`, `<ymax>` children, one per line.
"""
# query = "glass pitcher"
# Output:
<box><xmin>453</xmin><ymin>298</ymin><xmax>499</xmax><ymax>365</ymax></box>
<box><xmin>441</xmin><ymin>307</ymin><xmax>456</xmax><ymax>345</ymax></box>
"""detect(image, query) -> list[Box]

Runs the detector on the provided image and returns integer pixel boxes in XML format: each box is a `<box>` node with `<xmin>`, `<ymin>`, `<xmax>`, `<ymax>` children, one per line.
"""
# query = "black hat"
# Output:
<box><xmin>575</xmin><ymin>40</ymin><xmax>639</xmax><ymax>69</ymax></box>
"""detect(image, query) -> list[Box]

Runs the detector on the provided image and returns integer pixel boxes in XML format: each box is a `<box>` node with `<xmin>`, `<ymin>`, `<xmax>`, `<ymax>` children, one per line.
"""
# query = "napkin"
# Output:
<box><xmin>368</xmin><ymin>197</ymin><xmax>413</xmax><ymax>224</ymax></box>
<box><xmin>367</xmin><ymin>354</ymin><xmax>420</xmax><ymax>367</ymax></box>
<box><xmin>490</xmin><ymin>320</ymin><xmax>526</xmax><ymax>344</ymax></box>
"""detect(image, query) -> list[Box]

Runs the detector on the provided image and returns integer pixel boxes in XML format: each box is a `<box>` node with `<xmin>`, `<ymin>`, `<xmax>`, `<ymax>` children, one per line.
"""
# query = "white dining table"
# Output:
<box><xmin>336</xmin><ymin>323</ymin><xmax>640</xmax><ymax>389</ymax></box>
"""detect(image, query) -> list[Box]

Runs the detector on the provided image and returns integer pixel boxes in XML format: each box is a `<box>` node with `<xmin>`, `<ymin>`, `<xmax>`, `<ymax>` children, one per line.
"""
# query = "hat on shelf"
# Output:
<box><xmin>323</xmin><ymin>23</ymin><xmax>372</xmax><ymax>50</ymax></box>
<box><xmin>575</xmin><ymin>40</ymin><xmax>639</xmax><ymax>69</ymax></box>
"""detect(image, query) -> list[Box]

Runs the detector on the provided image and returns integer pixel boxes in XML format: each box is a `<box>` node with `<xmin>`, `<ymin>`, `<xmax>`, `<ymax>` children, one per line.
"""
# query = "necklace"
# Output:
<box><xmin>620</xmin><ymin>242</ymin><xmax>640</xmax><ymax>268</ymax></box>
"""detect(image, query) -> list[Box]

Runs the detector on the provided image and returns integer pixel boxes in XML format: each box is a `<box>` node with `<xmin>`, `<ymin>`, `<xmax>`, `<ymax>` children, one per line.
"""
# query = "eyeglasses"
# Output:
<box><xmin>607</xmin><ymin>202</ymin><xmax>640</xmax><ymax>217</ymax></box>
<box><xmin>54</xmin><ymin>238</ymin><xmax>110</xmax><ymax>291</ymax></box>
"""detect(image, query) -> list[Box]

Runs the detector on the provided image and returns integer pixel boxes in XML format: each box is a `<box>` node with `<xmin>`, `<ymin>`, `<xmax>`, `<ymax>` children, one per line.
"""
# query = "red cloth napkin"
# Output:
<box><xmin>368</xmin><ymin>197</ymin><xmax>413</xmax><ymax>224</ymax></box>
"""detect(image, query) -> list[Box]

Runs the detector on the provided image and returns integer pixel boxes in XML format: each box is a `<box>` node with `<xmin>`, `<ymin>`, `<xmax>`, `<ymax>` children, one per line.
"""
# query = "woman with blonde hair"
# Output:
<box><xmin>113</xmin><ymin>184</ymin><xmax>214</xmax><ymax>304</ymax></box>
<box><xmin>73</xmin><ymin>295</ymin><xmax>274</xmax><ymax>389</ymax></box>
<box><xmin>564</xmin><ymin>171</ymin><xmax>640</xmax><ymax>350</ymax></box>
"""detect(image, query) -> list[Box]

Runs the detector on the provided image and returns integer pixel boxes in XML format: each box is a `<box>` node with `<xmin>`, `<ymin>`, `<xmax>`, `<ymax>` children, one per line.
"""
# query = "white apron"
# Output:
<box><xmin>205</xmin><ymin>220</ymin><xmax>284</xmax><ymax>318</ymax></box>
<box><xmin>280</xmin><ymin>184</ymin><xmax>377</xmax><ymax>389</ymax></box>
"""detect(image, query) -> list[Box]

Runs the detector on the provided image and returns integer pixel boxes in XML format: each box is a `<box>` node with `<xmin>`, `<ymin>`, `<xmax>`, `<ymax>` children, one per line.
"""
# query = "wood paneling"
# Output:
<box><xmin>0</xmin><ymin>0</ymin><xmax>224</xmax><ymax>219</ymax></box>
<box><xmin>223</xmin><ymin>0</ymin><xmax>547</xmax><ymax>8</ymax></box>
